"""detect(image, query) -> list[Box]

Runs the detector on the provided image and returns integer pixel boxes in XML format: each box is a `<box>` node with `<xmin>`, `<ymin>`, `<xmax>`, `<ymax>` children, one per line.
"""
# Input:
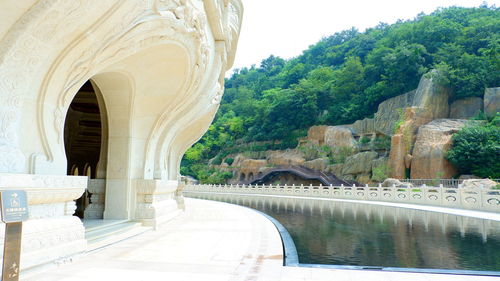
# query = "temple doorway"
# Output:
<box><xmin>64</xmin><ymin>80</ymin><xmax>108</xmax><ymax>219</ymax></box>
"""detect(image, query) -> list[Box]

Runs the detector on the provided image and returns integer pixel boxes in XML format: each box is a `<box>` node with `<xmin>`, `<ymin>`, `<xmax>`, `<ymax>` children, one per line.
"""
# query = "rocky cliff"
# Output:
<box><xmin>214</xmin><ymin>73</ymin><xmax>499</xmax><ymax>184</ymax></box>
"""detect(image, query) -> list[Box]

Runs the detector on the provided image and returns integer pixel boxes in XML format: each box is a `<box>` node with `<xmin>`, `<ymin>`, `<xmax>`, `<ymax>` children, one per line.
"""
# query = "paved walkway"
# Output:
<box><xmin>24</xmin><ymin>198</ymin><xmax>499</xmax><ymax>281</ymax></box>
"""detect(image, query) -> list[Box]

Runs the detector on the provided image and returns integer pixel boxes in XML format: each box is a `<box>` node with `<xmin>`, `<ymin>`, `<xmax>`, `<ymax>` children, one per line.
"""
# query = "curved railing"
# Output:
<box><xmin>184</xmin><ymin>183</ymin><xmax>500</xmax><ymax>213</ymax></box>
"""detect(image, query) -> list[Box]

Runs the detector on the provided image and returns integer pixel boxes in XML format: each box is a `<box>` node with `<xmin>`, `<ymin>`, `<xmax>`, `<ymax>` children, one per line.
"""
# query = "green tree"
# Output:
<box><xmin>182</xmin><ymin>5</ymin><xmax>500</xmax><ymax>181</ymax></box>
<box><xmin>447</xmin><ymin>117</ymin><xmax>500</xmax><ymax>178</ymax></box>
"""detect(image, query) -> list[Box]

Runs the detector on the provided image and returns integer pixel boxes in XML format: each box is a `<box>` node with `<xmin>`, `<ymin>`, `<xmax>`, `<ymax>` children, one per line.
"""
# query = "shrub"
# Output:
<box><xmin>298</xmin><ymin>144</ymin><xmax>315</xmax><ymax>160</ymax></box>
<box><xmin>393</xmin><ymin>108</ymin><xmax>405</xmax><ymax>134</ymax></box>
<box><xmin>373</xmin><ymin>135</ymin><xmax>391</xmax><ymax>150</ymax></box>
<box><xmin>372</xmin><ymin>163</ymin><xmax>391</xmax><ymax>182</ymax></box>
<box><xmin>447</xmin><ymin>116</ymin><xmax>500</xmax><ymax>178</ymax></box>
<box><xmin>330</xmin><ymin>146</ymin><xmax>355</xmax><ymax>164</ymax></box>
<box><xmin>224</xmin><ymin>157</ymin><xmax>234</xmax><ymax>165</ymax></box>
<box><xmin>359</xmin><ymin>136</ymin><xmax>371</xmax><ymax>144</ymax></box>
<box><xmin>211</xmin><ymin>154</ymin><xmax>223</xmax><ymax>165</ymax></box>
<box><xmin>204</xmin><ymin>171</ymin><xmax>233</xmax><ymax>184</ymax></box>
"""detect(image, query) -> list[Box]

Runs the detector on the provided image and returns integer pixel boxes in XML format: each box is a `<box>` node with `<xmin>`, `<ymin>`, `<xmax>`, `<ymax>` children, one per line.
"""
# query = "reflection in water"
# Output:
<box><xmin>187</xmin><ymin>193</ymin><xmax>500</xmax><ymax>271</ymax></box>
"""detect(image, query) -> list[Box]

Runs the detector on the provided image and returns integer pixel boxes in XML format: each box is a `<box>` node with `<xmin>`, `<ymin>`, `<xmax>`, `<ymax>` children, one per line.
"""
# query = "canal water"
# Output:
<box><xmin>187</xmin><ymin>193</ymin><xmax>500</xmax><ymax>272</ymax></box>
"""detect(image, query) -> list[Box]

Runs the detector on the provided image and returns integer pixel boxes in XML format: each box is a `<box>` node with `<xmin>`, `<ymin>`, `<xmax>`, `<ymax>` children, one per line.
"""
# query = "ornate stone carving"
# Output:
<box><xmin>0</xmin><ymin>0</ymin><xmax>243</xmax><ymax>269</ymax></box>
<box><xmin>134</xmin><ymin>179</ymin><xmax>180</xmax><ymax>227</ymax></box>
<box><xmin>0</xmin><ymin>1</ymin><xmax>109</xmax><ymax>172</ymax></box>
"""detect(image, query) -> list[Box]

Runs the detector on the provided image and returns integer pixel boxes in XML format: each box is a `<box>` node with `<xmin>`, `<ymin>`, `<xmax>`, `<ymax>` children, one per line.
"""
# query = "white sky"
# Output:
<box><xmin>230</xmin><ymin>0</ymin><xmax>498</xmax><ymax>73</ymax></box>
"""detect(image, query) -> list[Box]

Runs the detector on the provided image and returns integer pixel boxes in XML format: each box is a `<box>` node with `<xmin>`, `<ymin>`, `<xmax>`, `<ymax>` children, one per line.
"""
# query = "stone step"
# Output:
<box><xmin>84</xmin><ymin>219</ymin><xmax>129</xmax><ymax>233</ymax></box>
<box><xmin>85</xmin><ymin>220</ymin><xmax>152</xmax><ymax>251</ymax></box>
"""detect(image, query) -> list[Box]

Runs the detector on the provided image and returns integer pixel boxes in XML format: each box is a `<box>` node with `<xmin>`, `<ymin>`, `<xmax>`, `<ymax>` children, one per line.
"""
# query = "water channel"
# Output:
<box><xmin>187</xmin><ymin>193</ymin><xmax>500</xmax><ymax>273</ymax></box>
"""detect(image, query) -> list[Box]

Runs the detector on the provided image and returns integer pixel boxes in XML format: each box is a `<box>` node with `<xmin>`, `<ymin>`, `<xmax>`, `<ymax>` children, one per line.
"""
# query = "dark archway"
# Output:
<box><xmin>64</xmin><ymin>80</ymin><xmax>106</xmax><ymax>218</ymax></box>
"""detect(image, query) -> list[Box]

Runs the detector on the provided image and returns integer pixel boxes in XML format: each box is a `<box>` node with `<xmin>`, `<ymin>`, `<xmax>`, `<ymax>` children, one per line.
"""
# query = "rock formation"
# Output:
<box><xmin>352</xmin><ymin>118</ymin><xmax>375</xmax><ymax>135</ymax></box>
<box><xmin>484</xmin><ymin>87</ymin><xmax>499</xmax><ymax>119</ymax></box>
<box><xmin>302</xmin><ymin>158</ymin><xmax>330</xmax><ymax>171</ymax></box>
<box><xmin>450</xmin><ymin>97</ymin><xmax>483</xmax><ymax>119</ymax></box>
<box><xmin>342</xmin><ymin>151</ymin><xmax>378</xmax><ymax>176</ymax></box>
<box><xmin>267</xmin><ymin>150</ymin><xmax>305</xmax><ymax>166</ymax></box>
<box><xmin>410</xmin><ymin>119</ymin><xmax>468</xmax><ymax>179</ymax></box>
<box><xmin>461</xmin><ymin>179</ymin><xmax>498</xmax><ymax>189</ymax></box>
<box><xmin>411</xmin><ymin>72</ymin><xmax>451</xmax><ymax>120</ymax></box>
<box><xmin>219</xmin><ymin>72</ymin><xmax>497</xmax><ymax>185</ymax></box>
<box><xmin>382</xmin><ymin>178</ymin><xmax>413</xmax><ymax>187</ymax></box>
<box><xmin>373</xmin><ymin>90</ymin><xmax>416</xmax><ymax>135</ymax></box>
<box><xmin>307</xmin><ymin>126</ymin><xmax>329</xmax><ymax>145</ymax></box>
<box><xmin>324</xmin><ymin>126</ymin><xmax>357</xmax><ymax>150</ymax></box>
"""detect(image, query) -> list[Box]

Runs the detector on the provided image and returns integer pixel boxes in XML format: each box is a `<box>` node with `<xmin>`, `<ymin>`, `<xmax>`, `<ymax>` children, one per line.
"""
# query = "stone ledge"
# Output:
<box><xmin>0</xmin><ymin>174</ymin><xmax>86</xmax><ymax>205</ymax></box>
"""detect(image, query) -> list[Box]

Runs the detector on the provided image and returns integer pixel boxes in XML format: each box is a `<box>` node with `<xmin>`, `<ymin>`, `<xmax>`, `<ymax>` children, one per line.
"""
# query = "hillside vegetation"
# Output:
<box><xmin>182</xmin><ymin>5</ymin><xmax>500</xmax><ymax>181</ymax></box>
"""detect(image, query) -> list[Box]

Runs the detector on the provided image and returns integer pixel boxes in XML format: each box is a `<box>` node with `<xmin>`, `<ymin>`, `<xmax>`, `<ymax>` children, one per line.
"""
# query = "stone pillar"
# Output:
<box><xmin>0</xmin><ymin>174</ymin><xmax>87</xmax><ymax>271</ymax></box>
<box><xmin>84</xmin><ymin>179</ymin><xmax>106</xmax><ymax>219</ymax></box>
<box><xmin>134</xmin><ymin>180</ymin><xmax>181</xmax><ymax>229</ymax></box>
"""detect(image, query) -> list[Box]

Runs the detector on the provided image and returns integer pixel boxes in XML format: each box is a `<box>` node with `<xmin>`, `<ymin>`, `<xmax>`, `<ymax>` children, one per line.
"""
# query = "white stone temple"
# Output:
<box><xmin>0</xmin><ymin>0</ymin><xmax>242</xmax><ymax>271</ymax></box>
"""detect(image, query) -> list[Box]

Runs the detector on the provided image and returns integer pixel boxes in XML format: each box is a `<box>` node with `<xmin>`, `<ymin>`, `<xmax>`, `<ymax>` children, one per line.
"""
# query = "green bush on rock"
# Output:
<box><xmin>447</xmin><ymin>114</ymin><xmax>500</xmax><ymax>178</ymax></box>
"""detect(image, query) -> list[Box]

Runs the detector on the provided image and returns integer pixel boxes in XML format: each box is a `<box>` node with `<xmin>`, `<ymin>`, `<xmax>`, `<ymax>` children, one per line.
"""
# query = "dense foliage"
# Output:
<box><xmin>182</xmin><ymin>6</ymin><xmax>500</xmax><ymax>180</ymax></box>
<box><xmin>447</xmin><ymin>114</ymin><xmax>500</xmax><ymax>179</ymax></box>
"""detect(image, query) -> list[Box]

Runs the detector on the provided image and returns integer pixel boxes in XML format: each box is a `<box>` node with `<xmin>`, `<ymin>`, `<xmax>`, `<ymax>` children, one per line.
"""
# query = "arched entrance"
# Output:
<box><xmin>64</xmin><ymin>80</ymin><xmax>108</xmax><ymax>219</ymax></box>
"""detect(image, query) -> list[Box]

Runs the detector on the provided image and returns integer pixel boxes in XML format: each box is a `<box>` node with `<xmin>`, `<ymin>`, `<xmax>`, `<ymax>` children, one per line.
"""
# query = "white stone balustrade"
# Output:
<box><xmin>184</xmin><ymin>183</ymin><xmax>500</xmax><ymax>213</ymax></box>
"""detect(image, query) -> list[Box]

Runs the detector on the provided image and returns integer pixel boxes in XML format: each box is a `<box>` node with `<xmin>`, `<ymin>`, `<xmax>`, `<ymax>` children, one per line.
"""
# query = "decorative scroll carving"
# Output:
<box><xmin>0</xmin><ymin>0</ymin><xmax>103</xmax><ymax>172</ymax></box>
<box><xmin>0</xmin><ymin>0</ymin><xmax>221</xmax><ymax>173</ymax></box>
<box><xmin>48</xmin><ymin>0</ymin><xmax>212</xmax><ymax>158</ymax></box>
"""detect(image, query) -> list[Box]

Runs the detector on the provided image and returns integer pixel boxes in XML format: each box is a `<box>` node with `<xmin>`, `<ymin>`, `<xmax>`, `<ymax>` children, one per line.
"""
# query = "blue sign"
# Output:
<box><xmin>0</xmin><ymin>190</ymin><xmax>29</xmax><ymax>223</ymax></box>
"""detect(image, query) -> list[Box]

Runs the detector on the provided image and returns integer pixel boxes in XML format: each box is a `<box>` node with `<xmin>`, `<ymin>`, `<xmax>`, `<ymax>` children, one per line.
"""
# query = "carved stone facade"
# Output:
<box><xmin>0</xmin><ymin>0</ymin><xmax>242</xmax><ymax>271</ymax></box>
<box><xmin>84</xmin><ymin>179</ymin><xmax>106</xmax><ymax>219</ymax></box>
<box><xmin>134</xmin><ymin>179</ymin><xmax>181</xmax><ymax>229</ymax></box>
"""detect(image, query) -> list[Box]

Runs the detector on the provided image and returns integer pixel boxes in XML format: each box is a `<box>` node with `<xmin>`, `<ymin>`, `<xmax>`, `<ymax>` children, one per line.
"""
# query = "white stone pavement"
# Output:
<box><xmin>24</xmin><ymin>198</ymin><xmax>499</xmax><ymax>281</ymax></box>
